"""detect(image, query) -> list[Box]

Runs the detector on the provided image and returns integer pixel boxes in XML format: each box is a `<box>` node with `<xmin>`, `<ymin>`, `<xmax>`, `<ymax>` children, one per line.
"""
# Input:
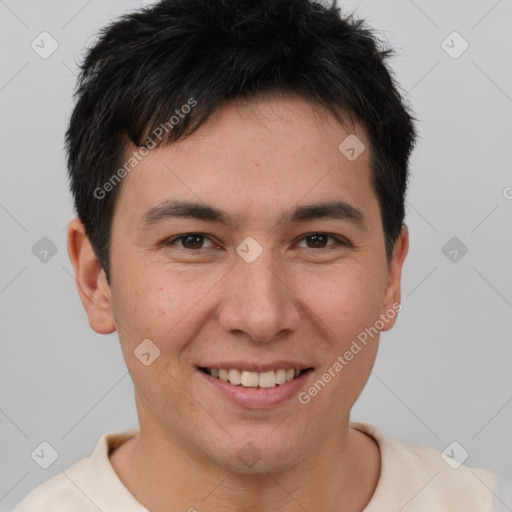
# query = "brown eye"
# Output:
<box><xmin>305</xmin><ymin>234</ymin><xmax>329</xmax><ymax>248</ymax></box>
<box><xmin>297</xmin><ymin>233</ymin><xmax>346</xmax><ymax>249</ymax></box>
<box><xmin>165</xmin><ymin>233</ymin><xmax>215</xmax><ymax>250</ymax></box>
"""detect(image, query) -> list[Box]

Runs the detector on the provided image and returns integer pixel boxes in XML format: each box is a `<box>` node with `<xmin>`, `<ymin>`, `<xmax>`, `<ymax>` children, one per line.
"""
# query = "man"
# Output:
<box><xmin>13</xmin><ymin>0</ymin><xmax>497</xmax><ymax>510</ymax></box>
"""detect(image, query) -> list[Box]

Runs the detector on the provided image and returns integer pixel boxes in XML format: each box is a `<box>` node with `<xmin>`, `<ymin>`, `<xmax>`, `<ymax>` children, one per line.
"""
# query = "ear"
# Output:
<box><xmin>67</xmin><ymin>217</ymin><xmax>116</xmax><ymax>334</ymax></box>
<box><xmin>380</xmin><ymin>224</ymin><xmax>409</xmax><ymax>332</ymax></box>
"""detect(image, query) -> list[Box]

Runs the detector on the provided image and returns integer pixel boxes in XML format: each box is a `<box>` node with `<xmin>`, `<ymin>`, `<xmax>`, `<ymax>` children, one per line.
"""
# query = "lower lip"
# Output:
<box><xmin>197</xmin><ymin>369</ymin><xmax>313</xmax><ymax>409</ymax></box>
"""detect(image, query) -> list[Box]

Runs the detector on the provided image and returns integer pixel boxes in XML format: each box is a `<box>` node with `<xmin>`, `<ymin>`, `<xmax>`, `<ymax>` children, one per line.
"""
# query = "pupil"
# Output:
<box><xmin>309</xmin><ymin>234</ymin><xmax>326</xmax><ymax>248</ymax></box>
<box><xmin>184</xmin><ymin>235</ymin><xmax>202</xmax><ymax>249</ymax></box>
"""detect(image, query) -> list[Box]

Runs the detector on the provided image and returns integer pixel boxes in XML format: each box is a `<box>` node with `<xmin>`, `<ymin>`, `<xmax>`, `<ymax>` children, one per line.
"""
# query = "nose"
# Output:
<box><xmin>217</xmin><ymin>248</ymin><xmax>301</xmax><ymax>343</ymax></box>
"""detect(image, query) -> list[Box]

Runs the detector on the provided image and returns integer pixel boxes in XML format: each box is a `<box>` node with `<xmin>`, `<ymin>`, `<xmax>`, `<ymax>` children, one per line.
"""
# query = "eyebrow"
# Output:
<box><xmin>140</xmin><ymin>198</ymin><xmax>365</xmax><ymax>230</ymax></box>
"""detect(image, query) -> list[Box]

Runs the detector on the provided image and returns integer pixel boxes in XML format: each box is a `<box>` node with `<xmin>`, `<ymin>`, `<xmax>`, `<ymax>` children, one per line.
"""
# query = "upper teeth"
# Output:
<box><xmin>208</xmin><ymin>368</ymin><xmax>301</xmax><ymax>388</ymax></box>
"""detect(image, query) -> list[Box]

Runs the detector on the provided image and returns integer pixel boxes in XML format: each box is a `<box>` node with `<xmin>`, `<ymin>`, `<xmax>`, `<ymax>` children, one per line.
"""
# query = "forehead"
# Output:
<box><xmin>114</xmin><ymin>95</ymin><xmax>376</xmax><ymax>226</ymax></box>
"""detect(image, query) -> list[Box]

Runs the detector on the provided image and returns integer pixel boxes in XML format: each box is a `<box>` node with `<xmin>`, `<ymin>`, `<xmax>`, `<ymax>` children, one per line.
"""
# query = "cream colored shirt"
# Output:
<box><xmin>13</xmin><ymin>422</ymin><xmax>497</xmax><ymax>511</ymax></box>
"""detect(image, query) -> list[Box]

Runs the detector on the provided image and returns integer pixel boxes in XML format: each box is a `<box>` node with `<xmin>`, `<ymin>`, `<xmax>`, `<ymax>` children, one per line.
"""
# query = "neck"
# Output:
<box><xmin>109</xmin><ymin>403</ymin><xmax>380</xmax><ymax>512</ymax></box>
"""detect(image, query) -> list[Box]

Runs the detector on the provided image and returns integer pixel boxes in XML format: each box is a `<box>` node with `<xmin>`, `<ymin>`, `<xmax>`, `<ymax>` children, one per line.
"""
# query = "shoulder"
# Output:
<box><xmin>352</xmin><ymin>422</ymin><xmax>497</xmax><ymax>511</ymax></box>
<box><xmin>12</xmin><ymin>429</ymin><xmax>141</xmax><ymax>512</ymax></box>
<box><xmin>11</xmin><ymin>457</ymin><xmax>95</xmax><ymax>512</ymax></box>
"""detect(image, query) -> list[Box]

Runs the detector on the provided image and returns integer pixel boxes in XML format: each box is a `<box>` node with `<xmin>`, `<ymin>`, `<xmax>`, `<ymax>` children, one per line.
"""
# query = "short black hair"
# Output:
<box><xmin>65</xmin><ymin>0</ymin><xmax>417</xmax><ymax>285</ymax></box>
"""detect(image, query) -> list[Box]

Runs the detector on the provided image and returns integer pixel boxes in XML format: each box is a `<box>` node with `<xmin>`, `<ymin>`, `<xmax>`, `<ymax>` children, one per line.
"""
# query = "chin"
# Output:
<box><xmin>220</xmin><ymin>451</ymin><xmax>301</xmax><ymax>475</ymax></box>
<box><xmin>208</xmin><ymin>432</ymin><xmax>309</xmax><ymax>475</ymax></box>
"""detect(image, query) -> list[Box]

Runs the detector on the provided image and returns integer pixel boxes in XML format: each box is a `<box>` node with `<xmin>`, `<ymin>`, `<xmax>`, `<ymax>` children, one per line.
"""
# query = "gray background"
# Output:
<box><xmin>1</xmin><ymin>0</ymin><xmax>511</xmax><ymax>510</ymax></box>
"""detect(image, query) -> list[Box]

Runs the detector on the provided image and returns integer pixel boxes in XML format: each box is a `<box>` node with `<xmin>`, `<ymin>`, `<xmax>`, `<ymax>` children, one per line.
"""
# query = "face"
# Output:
<box><xmin>77</xmin><ymin>94</ymin><xmax>407</xmax><ymax>473</ymax></box>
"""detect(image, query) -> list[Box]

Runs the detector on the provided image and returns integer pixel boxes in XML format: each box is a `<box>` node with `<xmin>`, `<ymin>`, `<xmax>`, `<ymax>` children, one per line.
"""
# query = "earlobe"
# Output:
<box><xmin>380</xmin><ymin>224</ymin><xmax>409</xmax><ymax>332</ymax></box>
<box><xmin>66</xmin><ymin>217</ymin><xmax>117</xmax><ymax>335</ymax></box>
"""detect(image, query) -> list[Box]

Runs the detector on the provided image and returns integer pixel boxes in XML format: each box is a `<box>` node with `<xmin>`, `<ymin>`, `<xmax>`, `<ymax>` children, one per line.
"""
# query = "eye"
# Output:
<box><xmin>162</xmin><ymin>232</ymin><xmax>350</xmax><ymax>252</ymax></box>
<box><xmin>164</xmin><ymin>233</ymin><xmax>215</xmax><ymax>250</ymax></box>
<box><xmin>295</xmin><ymin>233</ymin><xmax>349</xmax><ymax>250</ymax></box>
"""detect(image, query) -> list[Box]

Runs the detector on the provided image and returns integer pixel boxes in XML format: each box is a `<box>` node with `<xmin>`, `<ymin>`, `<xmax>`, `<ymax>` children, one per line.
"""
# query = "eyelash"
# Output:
<box><xmin>163</xmin><ymin>233</ymin><xmax>350</xmax><ymax>251</ymax></box>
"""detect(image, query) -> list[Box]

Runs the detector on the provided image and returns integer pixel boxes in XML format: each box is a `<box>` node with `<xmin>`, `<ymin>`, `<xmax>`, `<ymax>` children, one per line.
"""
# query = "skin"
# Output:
<box><xmin>67</xmin><ymin>93</ymin><xmax>408</xmax><ymax>512</ymax></box>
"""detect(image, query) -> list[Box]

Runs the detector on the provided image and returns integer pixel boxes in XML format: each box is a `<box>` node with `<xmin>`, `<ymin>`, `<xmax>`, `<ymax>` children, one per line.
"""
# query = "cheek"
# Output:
<box><xmin>307</xmin><ymin>263</ymin><xmax>386</xmax><ymax>339</ymax></box>
<box><xmin>299</xmin><ymin>269</ymin><xmax>384</xmax><ymax>415</ymax></box>
<box><xmin>112</xmin><ymin>263</ymin><xmax>221</xmax><ymax>368</ymax></box>
<box><xmin>111</xmin><ymin>270</ymin><xmax>183</xmax><ymax>351</ymax></box>
<box><xmin>111</xmin><ymin>275</ymin><xmax>191</xmax><ymax>410</ymax></box>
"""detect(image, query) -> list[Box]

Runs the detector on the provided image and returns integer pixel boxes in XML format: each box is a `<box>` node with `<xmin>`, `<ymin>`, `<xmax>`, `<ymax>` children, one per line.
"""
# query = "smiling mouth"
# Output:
<box><xmin>199</xmin><ymin>367</ymin><xmax>312</xmax><ymax>389</ymax></box>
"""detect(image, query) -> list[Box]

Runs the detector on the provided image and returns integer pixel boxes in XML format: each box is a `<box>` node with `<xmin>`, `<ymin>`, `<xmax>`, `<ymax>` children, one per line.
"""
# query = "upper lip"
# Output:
<box><xmin>198</xmin><ymin>361</ymin><xmax>312</xmax><ymax>372</ymax></box>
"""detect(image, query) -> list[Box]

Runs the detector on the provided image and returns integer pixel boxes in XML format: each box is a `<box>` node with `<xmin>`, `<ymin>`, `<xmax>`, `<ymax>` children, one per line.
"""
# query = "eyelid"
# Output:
<box><xmin>294</xmin><ymin>233</ymin><xmax>351</xmax><ymax>249</ymax></box>
<box><xmin>164</xmin><ymin>233</ymin><xmax>216</xmax><ymax>249</ymax></box>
